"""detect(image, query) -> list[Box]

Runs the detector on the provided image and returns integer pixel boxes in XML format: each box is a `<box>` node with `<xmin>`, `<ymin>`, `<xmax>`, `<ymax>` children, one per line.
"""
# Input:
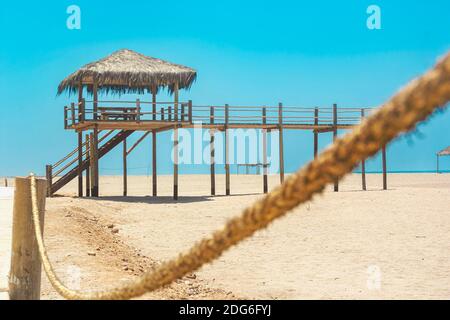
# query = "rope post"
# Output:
<box><xmin>225</xmin><ymin>104</ymin><xmax>230</xmax><ymax>196</ymax></box>
<box><xmin>262</xmin><ymin>107</ymin><xmax>268</xmax><ymax>193</ymax></box>
<box><xmin>45</xmin><ymin>165</ymin><xmax>52</xmax><ymax>197</ymax></box>
<box><xmin>361</xmin><ymin>109</ymin><xmax>367</xmax><ymax>191</ymax></box>
<box><xmin>314</xmin><ymin>107</ymin><xmax>319</xmax><ymax>158</ymax></box>
<box><xmin>278</xmin><ymin>102</ymin><xmax>285</xmax><ymax>183</ymax></box>
<box><xmin>9</xmin><ymin>176</ymin><xmax>46</xmax><ymax>300</ymax></box>
<box><xmin>210</xmin><ymin>106</ymin><xmax>216</xmax><ymax>196</ymax></box>
<box><xmin>333</xmin><ymin>103</ymin><xmax>339</xmax><ymax>192</ymax></box>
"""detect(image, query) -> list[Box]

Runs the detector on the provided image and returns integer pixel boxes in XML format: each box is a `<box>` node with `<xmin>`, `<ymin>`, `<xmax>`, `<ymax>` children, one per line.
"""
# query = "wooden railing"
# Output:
<box><xmin>64</xmin><ymin>100</ymin><xmax>374</xmax><ymax>129</ymax></box>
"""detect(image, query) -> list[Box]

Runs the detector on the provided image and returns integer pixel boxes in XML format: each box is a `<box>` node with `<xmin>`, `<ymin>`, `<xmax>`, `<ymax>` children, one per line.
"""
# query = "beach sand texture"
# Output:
<box><xmin>7</xmin><ymin>173</ymin><xmax>450</xmax><ymax>299</ymax></box>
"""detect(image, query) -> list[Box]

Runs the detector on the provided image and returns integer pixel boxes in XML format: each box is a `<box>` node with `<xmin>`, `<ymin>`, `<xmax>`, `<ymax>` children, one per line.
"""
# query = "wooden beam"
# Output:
<box><xmin>188</xmin><ymin>100</ymin><xmax>193</xmax><ymax>124</ymax></box>
<box><xmin>77</xmin><ymin>84</ymin><xmax>83</xmax><ymax>197</ymax></box>
<box><xmin>152</xmin><ymin>131</ymin><xmax>157</xmax><ymax>196</ymax></box>
<box><xmin>126</xmin><ymin>132</ymin><xmax>150</xmax><ymax>155</ymax></box>
<box><xmin>152</xmin><ymin>89</ymin><xmax>157</xmax><ymax>121</ymax></box>
<box><xmin>210</xmin><ymin>106</ymin><xmax>216</xmax><ymax>196</ymax></box>
<box><xmin>278</xmin><ymin>103</ymin><xmax>284</xmax><ymax>183</ymax></box>
<box><xmin>333</xmin><ymin>103</ymin><xmax>339</xmax><ymax>192</ymax></box>
<box><xmin>89</xmin><ymin>133</ymin><xmax>95</xmax><ymax>195</ymax></box>
<box><xmin>262</xmin><ymin>107</ymin><xmax>268</xmax><ymax>193</ymax></box>
<box><xmin>225</xmin><ymin>104</ymin><xmax>230</xmax><ymax>195</ymax></box>
<box><xmin>173</xmin><ymin>82</ymin><xmax>179</xmax><ymax>200</ymax></box>
<box><xmin>361</xmin><ymin>109</ymin><xmax>366</xmax><ymax>191</ymax></box>
<box><xmin>92</xmin><ymin>81</ymin><xmax>99</xmax><ymax>197</ymax></box>
<box><xmin>85</xmin><ymin>134</ymin><xmax>90</xmax><ymax>197</ymax></box>
<box><xmin>123</xmin><ymin>137</ymin><xmax>127</xmax><ymax>196</ymax></box>
<box><xmin>314</xmin><ymin>107</ymin><xmax>319</xmax><ymax>158</ymax></box>
<box><xmin>382</xmin><ymin>146</ymin><xmax>387</xmax><ymax>190</ymax></box>
<box><xmin>9</xmin><ymin>177</ymin><xmax>46</xmax><ymax>300</ymax></box>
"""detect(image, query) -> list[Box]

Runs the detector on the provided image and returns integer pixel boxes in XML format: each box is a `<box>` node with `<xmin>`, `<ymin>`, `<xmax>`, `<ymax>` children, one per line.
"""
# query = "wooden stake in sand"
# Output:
<box><xmin>9</xmin><ymin>176</ymin><xmax>46</xmax><ymax>300</ymax></box>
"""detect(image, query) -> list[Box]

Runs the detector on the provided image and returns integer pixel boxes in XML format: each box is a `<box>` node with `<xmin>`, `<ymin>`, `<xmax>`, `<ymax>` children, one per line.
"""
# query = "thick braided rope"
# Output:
<box><xmin>31</xmin><ymin>52</ymin><xmax>450</xmax><ymax>300</ymax></box>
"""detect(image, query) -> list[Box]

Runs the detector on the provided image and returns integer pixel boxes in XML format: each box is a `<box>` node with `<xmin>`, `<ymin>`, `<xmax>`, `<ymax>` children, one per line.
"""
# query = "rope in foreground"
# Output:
<box><xmin>31</xmin><ymin>51</ymin><xmax>450</xmax><ymax>300</ymax></box>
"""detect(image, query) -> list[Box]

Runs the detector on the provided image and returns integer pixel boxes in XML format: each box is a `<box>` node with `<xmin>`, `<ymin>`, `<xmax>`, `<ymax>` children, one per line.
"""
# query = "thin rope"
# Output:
<box><xmin>30</xmin><ymin>51</ymin><xmax>450</xmax><ymax>299</ymax></box>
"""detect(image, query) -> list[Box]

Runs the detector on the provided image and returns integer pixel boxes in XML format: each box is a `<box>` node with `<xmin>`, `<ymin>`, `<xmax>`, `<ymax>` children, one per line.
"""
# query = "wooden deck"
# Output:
<box><xmin>46</xmin><ymin>100</ymin><xmax>382</xmax><ymax>199</ymax></box>
<box><xmin>64</xmin><ymin>100</ymin><xmax>371</xmax><ymax>133</ymax></box>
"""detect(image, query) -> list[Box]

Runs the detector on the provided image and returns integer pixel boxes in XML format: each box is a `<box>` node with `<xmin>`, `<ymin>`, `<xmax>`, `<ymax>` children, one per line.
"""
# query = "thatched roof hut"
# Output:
<box><xmin>57</xmin><ymin>49</ymin><xmax>197</xmax><ymax>95</ymax></box>
<box><xmin>437</xmin><ymin>146</ymin><xmax>450</xmax><ymax>156</ymax></box>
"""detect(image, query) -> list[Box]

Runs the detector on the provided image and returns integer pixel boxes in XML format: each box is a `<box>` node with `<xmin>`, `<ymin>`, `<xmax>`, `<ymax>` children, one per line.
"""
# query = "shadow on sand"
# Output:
<box><xmin>81</xmin><ymin>192</ymin><xmax>262</xmax><ymax>204</ymax></box>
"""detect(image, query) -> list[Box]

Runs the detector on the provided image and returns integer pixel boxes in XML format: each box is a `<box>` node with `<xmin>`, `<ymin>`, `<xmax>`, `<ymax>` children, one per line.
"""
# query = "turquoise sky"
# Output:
<box><xmin>1</xmin><ymin>0</ymin><xmax>449</xmax><ymax>176</ymax></box>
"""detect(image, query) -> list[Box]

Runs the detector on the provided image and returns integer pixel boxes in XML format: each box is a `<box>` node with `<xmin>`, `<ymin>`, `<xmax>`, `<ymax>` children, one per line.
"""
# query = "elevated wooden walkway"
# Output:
<box><xmin>64</xmin><ymin>100</ymin><xmax>370</xmax><ymax>133</ymax></box>
<box><xmin>46</xmin><ymin>100</ymin><xmax>385</xmax><ymax>199</ymax></box>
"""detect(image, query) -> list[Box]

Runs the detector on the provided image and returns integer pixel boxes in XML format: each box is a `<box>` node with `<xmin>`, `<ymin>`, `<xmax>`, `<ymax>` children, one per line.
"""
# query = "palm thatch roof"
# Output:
<box><xmin>57</xmin><ymin>49</ymin><xmax>197</xmax><ymax>96</ymax></box>
<box><xmin>437</xmin><ymin>146</ymin><xmax>450</xmax><ymax>156</ymax></box>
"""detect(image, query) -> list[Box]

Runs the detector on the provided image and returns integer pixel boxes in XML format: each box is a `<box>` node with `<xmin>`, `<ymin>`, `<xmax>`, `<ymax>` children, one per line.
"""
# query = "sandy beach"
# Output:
<box><xmin>24</xmin><ymin>172</ymin><xmax>448</xmax><ymax>300</ymax></box>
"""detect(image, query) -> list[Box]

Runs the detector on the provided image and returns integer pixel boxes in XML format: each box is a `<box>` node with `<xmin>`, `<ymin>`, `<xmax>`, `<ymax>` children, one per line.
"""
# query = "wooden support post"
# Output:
<box><xmin>89</xmin><ymin>133</ymin><xmax>95</xmax><ymax>195</ymax></box>
<box><xmin>225</xmin><ymin>104</ymin><xmax>230</xmax><ymax>195</ymax></box>
<box><xmin>333</xmin><ymin>103</ymin><xmax>339</xmax><ymax>192</ymax></box>
<box><xmin>152</xmin><ymin>89</ymin><xmax>157</xmax><ymax>121</ymax></box>
<box><xmin>188</xmin><ymin>100</ymin><xmax>193</xmax><ymax>124</ymax></box>
<box><xmin>173</xmin><ymin>82</ymin><xmax>179</xmax><ymax>200</ymax></box>
<box><xmin>181</xmin><ymin>105</ymin><xmax>185</xmax><ymax>122</ymax></box>
<box><xmin>168</xmin><ymin>106</ymin><xmax>172</xmax><ymax>121</ymax></box>
<box><xmin>92</xmin><ymin>81</ymin><xmax>99</xmax><ymax>197</ymax></box>
<box><xmin>210</xmin><ymin>106</ymin><xmax>216</xmax><ymax>196</ymax></box>
<box><xmin>437</xmin><ymin>155</ymin><xmax>440</xmax><ymax>173</ymax></box>
<box><xmin>278</xmin><ymin>102</ymin><xmax>285</xmax><ymax>183</ymax></box>
<box><xmin>85</xmin><ymin>134</ymin><xmax>90</xmax><ymax>197</ymax></box>
<box><xmin>80</xmin><ymin>98</ymin><xmax>85</xmax><ymax>122</ymax></box>
<box><xmin>136</xmin><ymin>99</ymin><xmax>141</xmax><ymax>122</ymax></box>
<box><xmin>262</xmin><ymin>107</ymin><xmax>268</xmax><ymax>193</ymax></box>
<box><xmin>161</xmin><ymin>108</ymin><xmax>165</xmax><ymax>121</ymax></box>
<box><xmin>152</xmin><ymin>131</ymin><xmax>157</xmax><ymax>196</ymax></box>
<box><xmin>45</xmin><ymin>165</ymin><xmax>52</xmax><ymax>197</ymax></box>
<box><xmin>77</xmin><ymin>84</ymin><xmax>83</xmax><ymax>197</ymax></box>
<box><xmin>9</xmin><ymin>176</ymin><xmax>46</xmax><ymax>300</ymax></box>
<box><xmin>64</xmin><ymin>106</ymin><xmax>68</xmax><ymax>129</ymax></box>
<box><xmin>382</xmin><ymin>146</ymin><xmax>387</xmax><ymax>190</ymax></box>
<box><xmin>361</xmin><ymin>109</ymin><xmax>366</xmax><ymax>191</ymax></box>
<box><xmin>71</xmin><ymin>103</ymin><xmax>75</xmax><ymax>126</ymax></box>
<box><xmin>77</xmin><ymin>133</ymin><xmax>83</xmax><ymax>197</ymax></box>
<box><xmin>314</xmin><ymin>107</ymin><xmax>319</xmax><ymax>158</ymax></box>
<box><xmin>123</xmin><ymin>138</ymin><xmax>127</xmax><ymax>196</ymax></box>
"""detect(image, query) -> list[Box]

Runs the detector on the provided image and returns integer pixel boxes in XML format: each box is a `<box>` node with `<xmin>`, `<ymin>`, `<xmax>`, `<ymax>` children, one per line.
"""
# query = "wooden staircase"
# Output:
<box><xmin>48</xmin><ymin>130</ymin><xmax>134</xmax><ymax>195</ymax></box>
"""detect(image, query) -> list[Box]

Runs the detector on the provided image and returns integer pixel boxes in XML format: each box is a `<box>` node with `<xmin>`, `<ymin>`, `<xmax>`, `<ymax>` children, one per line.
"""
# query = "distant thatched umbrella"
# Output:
<box><xmin>57</xmin><ymin>49</ymin><xmax>197</xmax><ymax>96</ymax></box>
<box><xmin>437</xmin><ymin>146</ymin><xmax>450</xmax><ymax>156</ymax></box>
<box><xmin>436</xmin><ymin>146</ymin><xmax>450</xmax><ymax>173</ymax></box>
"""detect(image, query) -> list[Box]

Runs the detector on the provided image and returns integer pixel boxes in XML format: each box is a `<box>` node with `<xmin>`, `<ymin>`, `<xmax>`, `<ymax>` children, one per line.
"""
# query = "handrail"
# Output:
<box><xmin>52</xmin><ymin>130</ymin><xmax>114</xmax><ymax>177</ymax></box>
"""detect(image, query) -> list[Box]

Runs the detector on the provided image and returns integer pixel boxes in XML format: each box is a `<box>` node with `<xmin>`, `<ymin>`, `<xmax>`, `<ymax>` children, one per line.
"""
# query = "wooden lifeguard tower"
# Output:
<box><xmin>46</xmin><ymin>49</ymin><xmax>388</xmax><ymax>200</ymax></box>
